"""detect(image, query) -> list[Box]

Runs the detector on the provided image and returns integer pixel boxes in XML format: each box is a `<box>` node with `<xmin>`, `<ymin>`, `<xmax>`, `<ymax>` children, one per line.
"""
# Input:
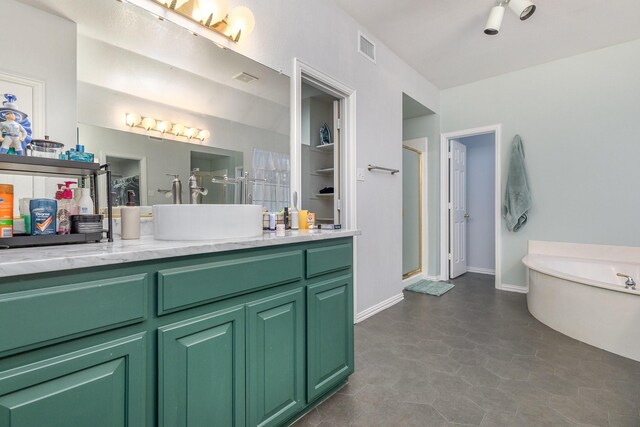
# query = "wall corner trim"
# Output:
<box><xmin>501</xmin><ymin>283</ymin><xmax>529</xmax><ymax>294</ymax></box>
<box><xmin>355</xmin><ymin>293</ymin><xmax>404</xmax><ymax>323</ymax></box>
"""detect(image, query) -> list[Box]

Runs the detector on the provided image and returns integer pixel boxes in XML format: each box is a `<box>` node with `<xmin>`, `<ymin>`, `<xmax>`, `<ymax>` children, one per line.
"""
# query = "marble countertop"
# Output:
<box><xmin>0</xmin><ymin>229</ymin><xmax>360</xmax><ymax>279</ymax></box>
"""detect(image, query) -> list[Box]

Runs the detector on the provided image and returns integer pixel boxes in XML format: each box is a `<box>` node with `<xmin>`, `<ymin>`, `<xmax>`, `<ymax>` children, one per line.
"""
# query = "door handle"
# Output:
<box><xmin>464</xmin><ymin>213</ymin><xmax>470</xmax><ymax>219</ymax></box>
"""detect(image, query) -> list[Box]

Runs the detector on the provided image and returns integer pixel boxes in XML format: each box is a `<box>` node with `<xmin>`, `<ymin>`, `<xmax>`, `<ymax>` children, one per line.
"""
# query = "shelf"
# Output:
<box><xmin>315</xmin><ymin>167</ymin><xmax>334</xmax><ymax>174</ymax></box>
<box><xmin>314</xmin><ymin>143</ymin><xmax>334</xmax><ymax>150</ymax></box>
<box><xmin>0</xmin><ymin>232</ymin><xmax>104</xmax><ymax>249</ymax></box>
<box><xmin>314</xmin><ymin>193</ymin><xmax>334</xmax><ymax>197</ymax></box>
<box><xmin>0</xmin><ymin>154</ymin><xmax>102</xmax><ymax>177</ymax></box>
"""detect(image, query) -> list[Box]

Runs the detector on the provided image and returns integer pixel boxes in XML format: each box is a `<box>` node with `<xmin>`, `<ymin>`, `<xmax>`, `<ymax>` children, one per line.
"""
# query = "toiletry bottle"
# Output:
<box><xmin>78</xmin><ymin>188</ymin><xmax>94</xmax><ymax>215</ymax></box>
<box><xmin>269</xmin><ymin>212</ymin><xmax>277</xmax><ymax>231</ymax></box>
<box><xmin>0</xmin><ymin>184</ymin><xmax>14</xmax><ymax>238</ymax></box>
<box><xmin>291</xmin><ymin>191</ymin><xmax>299</xmax><ymax>230</ymax></box>
<box><xmin>284</xmin><ymin>207</ymin><xmax>289</xmax><ymax>229</ymax></box>
<box><xmin>19</xmin><ymin>198</ymin><xmax>31</xmax><ymax>235</ymax></box>
<box><xmin>57</xmin><ymin>183</ymin><xmax>73</xmax><ymax>234</ymax></box>
<box><xmin>299</xmin><ymin>210</ymin><xmax>309</xmax><ymax>230</ymax></box>
<box><xmin>30</xmin><ymin>199</ymin><xmax>57</xmax><ymax>235</ymax></box>
<box><xmin>67</xmin><ymin>182</ymin><xmax>79</xmax><ymax>215</ymax></box>
<box><xmin>121</xmin><ymin>190</ymin><xmax>140</xmax><ymax>240</ymax></box>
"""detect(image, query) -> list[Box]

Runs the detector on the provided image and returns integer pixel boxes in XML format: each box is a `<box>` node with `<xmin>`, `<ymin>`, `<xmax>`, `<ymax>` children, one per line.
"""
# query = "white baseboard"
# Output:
<box><xmin>426</xmin><ymin>275</ymin><xmax>441</xmax><ymax>281</ymax></box>
<box><xmin>467</xmin><ymin>267</ymin><xmax>495</xmax><ymax>275</ymax></box>
<box><xmin>501</xmin><ymin>283</ymin><xmax>529</xmax><ymax>293</ymax></box>
<box><xmin>355</xmin><ymin>293</ymin><xmax>404</xmax><ymax>323</ymax></box>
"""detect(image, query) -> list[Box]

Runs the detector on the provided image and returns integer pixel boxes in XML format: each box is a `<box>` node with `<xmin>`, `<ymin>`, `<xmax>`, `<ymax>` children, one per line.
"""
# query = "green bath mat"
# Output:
<box><xmin>405</xmin><ymin>280</ymin><xmax>454</xmax><ymax>297</ymax></box>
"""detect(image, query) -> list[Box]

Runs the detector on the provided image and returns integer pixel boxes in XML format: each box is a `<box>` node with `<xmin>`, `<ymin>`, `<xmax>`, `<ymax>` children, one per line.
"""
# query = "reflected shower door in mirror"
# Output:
<box><xmin>18</xmin><ymin>0</ymin><xmax>291</xmax><ymax>212</ymax></box>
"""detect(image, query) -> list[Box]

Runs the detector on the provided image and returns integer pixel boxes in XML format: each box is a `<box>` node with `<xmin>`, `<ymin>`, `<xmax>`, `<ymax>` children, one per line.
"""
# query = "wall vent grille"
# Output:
<box><xmin>358</xmin><ymin>32</ymin><xmax>376</xmax><ymax>63</ymax></box>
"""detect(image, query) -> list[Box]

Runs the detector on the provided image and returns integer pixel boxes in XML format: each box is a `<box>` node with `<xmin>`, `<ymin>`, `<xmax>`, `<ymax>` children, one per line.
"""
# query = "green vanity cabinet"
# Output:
<box><xmin>247</xmin><ymin>288</ymin><xmax>305</xmax><ymax>427</ymax></box>
<box><xmin>158</xmin><ymin>305</ymin><xmax>246</xmax><ymax>427</ymax></box>
<box><xmin>0</xmin><ymin>236</ymin><xmax>354</xmax><ymax>427</ymax></box>
<box><xmin>0</xmin><ymin>333</ymin><xmax>147</xmax><ymax>427</ymax></box>
<box><xmin>306</xmin><ymin>275</ymin><xmax>354</xmax><ymax>402</ymax></box>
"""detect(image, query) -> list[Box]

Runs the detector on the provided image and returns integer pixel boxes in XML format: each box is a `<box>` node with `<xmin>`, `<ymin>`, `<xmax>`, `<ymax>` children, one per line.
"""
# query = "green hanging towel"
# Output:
<box><xmin>502</xmin><ymin>135</ymin><xmax>531</xmax><ymax>232</ymax></box>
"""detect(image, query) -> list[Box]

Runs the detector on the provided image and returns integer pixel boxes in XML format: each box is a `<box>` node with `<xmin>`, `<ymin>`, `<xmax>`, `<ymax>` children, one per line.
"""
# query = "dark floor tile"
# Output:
<box><xmin>293</xmin><ymin>273</ymin><xmax>640</xmax><ymax>427</ymax></box>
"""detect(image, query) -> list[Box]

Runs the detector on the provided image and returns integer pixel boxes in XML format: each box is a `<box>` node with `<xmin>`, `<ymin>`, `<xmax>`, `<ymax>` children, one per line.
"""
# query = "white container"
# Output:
<box><xmin>78</xmin><ymin>188</ymin><xmax>94</xmax><ymax>215</ymax></box>
<box><xmin>120</xmin><ymin>206</ymin><xmax>140</xmax><ymax>240</ymax></box>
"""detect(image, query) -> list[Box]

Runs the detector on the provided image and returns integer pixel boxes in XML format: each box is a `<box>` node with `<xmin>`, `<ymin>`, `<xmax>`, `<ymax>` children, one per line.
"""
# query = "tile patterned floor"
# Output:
<box><xmin>293</xmin><ymin>273</ymin><xmax>640</xmax><ymax>426</ymax></box>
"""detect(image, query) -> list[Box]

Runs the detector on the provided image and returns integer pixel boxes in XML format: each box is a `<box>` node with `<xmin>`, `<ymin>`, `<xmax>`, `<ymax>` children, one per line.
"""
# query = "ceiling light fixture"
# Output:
<box><xmin>125</xmin><ymin>113</ymin><xmax>210</xmax><ymax>141</ymax></box>
<box><xmin>154</xmin><ymin>0</ymin><xmax>255</xmax><ymax>42</ymax></box>
<box><xmin>484</xmin><ymin>0</ymin><xmax>536</xmax><ymax>36</ymax></box>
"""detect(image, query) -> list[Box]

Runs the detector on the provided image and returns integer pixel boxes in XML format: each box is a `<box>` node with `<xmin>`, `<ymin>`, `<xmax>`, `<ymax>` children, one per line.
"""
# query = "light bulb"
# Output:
<box><xmin>227</xmin><ymin>6</ymin><xmax>255</xmax><ymax>40</ymax></box>
<box><xmin>126</xmin><ymin>113</ymin><xmax>142</xmax><ymax>127</ymax></box>
<box><xmin>198</xmin><ymin>0</ymin><xmax>227</xmax><ymax>25</ymax></box>
<box><xmin>171</xmin><ymin>123</ymin><xmax>185</xmax><ymax>136</ymax></box>
<box><xmin>141</xmin><ymin>117</ymin><xmax>157</xmax><ymax>131</ymax></box>
<box><xmin>183</xmin><ymin>127</ymin><xmax>198</xmax><ymax>138</ymax></box>
<box><xmin>197</xmin><ymin>129</ymin><xmax>210</xmax><ymax>141</ymax></box>
<box><xmin>156</xmin><ymin>121</ymin><xmax>172</xmax><ymax>133</ymax></box>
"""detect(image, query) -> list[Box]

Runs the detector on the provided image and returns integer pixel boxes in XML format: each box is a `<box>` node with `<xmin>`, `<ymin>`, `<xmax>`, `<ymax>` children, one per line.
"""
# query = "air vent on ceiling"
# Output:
<box><xmin>358</xmin><ymin>31</ymin><xmax>376</xmax><ymax>63</ymax></box>
<box><xmin>233</xmin><ymin>72</ymin><xmax>259</xmax><ymax>83</ymax></box>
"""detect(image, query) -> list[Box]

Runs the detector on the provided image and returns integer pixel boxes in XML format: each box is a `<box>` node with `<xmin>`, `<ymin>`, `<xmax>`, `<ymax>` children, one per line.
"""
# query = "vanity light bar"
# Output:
<box><xmin>125</xmin><ymin>113</ymin><xmax>210</xmax><ymax>141</ymax></box>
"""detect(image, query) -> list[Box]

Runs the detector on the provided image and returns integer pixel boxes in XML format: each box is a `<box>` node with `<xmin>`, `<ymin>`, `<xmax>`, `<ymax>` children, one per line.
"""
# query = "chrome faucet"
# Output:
<box><xmin>158</xmin><ymin>173</ymin><xmax>182</xmax><ymax>204</ymax></box>
<box><xmin>236</xmin><ymin>172</ymin><xmax>267</xmax><ymax>204</ymax></box>
<box><xmin>189</xmin><ymin>169</ymin><xmax>209</xmax><ymax>204</ymax></box>
<box><xmin>210</xmin><ymin>172</ymin><xmax>267</xmax><ymax>204</ymax></box>
<box><xmin>617</xmin><ymin>273</ymin><xmax>636</xmax><ymax>290</ymax></box>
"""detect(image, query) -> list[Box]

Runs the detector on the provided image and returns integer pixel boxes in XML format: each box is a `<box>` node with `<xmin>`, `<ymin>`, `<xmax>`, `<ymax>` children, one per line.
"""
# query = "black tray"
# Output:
<box><xmin>0</xmin><ymin>232</ymin><xmax>104</xmax><ymax>249</ymax></box>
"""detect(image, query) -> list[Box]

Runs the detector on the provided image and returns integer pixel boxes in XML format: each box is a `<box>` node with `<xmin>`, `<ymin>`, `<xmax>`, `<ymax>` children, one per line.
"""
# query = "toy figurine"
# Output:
<box><xmin>0</xmin><ymin>112</ymin><xmax>27</xmax><ymax>154</ymax></box>
<box><xmin>0</xmin><ymin>94</ymin><xmax>32</xmax><ymax>155</ymax></box>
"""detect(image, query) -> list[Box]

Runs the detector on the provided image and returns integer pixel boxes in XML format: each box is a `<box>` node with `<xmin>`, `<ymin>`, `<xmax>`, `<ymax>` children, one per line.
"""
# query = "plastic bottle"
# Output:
<box><xmin>57</xmin><ymin>183</ymin><xmax>73</xmax><ymax>234</ymax></box>
<box><xmin>78</xmin><ymin>188</ymin><xmax>94</xmax><ymax>215</ymax></box>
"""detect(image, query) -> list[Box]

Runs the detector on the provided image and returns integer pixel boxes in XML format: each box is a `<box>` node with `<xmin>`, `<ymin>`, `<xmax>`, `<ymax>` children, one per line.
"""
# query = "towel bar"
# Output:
<box><xmin>367</xmin><ymin>165</ymin><xmax>399</xmax><ymax>175</ymax></box>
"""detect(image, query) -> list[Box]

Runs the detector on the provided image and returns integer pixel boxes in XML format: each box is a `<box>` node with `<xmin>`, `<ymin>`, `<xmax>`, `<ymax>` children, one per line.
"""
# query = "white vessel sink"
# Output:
<box><xmin>153</xmin><ymin>204</ymin><xmax>263</xmax><ymax>241</ymax></box>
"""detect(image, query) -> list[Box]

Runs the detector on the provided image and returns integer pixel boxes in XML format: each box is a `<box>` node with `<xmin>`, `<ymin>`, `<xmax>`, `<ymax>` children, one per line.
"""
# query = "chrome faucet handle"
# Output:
<box><xmin>617</xmin><ymin>273</ymin><xmax>636</xmax><ymax>289</ymax></box>
<box><xmin>166</xmin><ymin>173</ymin><xmax>179</xmax><ymax>179</ymax></box>
<box><xmin>190</xmin><ymin>168</ymin><xmax>200</xmax><ymax>175</ymax></box>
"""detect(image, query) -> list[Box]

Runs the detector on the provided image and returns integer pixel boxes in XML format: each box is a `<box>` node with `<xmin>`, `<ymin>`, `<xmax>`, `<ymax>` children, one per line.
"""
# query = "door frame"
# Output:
<box><xmin>440</xmin><ymin>125</ymin><xmax>502</xmax><ymax>289</ymax></box>
<box><xmin>401</xmin><ymin>144</ymin><xmax>424</xmax><ymax>280</ymax></box>
<box><xmin>291</xmin><ymin>58</ymin><xmax>358</xmax><ymax>313</ymax></box>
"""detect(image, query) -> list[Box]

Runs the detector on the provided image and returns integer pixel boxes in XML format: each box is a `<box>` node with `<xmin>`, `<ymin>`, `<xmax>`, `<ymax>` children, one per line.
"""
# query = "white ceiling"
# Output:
<box><xmin>335</xmin><ymin>0</ymin><xmax>640</xmax><ymax>89</ymax></box>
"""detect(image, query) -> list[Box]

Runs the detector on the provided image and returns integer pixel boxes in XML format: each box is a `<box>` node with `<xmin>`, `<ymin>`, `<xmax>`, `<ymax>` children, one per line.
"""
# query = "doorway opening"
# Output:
<box><xmin>292</xmin><ymin>58</ymin><xmax>357</xmax><ymax>310</ymax></box>
<box><xmin>402</xmin><ymin>145</ymin><xmax>423</xmax><ymax>279</ymax></box>
<box><xmin>402</xmin><ymin>93</ymin><xmax>433</xmax><ymax>284</ymax></box>
<box><xmin>440</xmin><ymin>125</ymin><xmax>502</xmax><ymax>289</ymax></box>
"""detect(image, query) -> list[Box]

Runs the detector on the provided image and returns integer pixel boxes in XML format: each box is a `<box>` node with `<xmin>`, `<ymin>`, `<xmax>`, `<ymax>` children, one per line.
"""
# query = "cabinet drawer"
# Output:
<box><xmin>0</xmin><ymin>333</ymin><xmax>146</xmax><ymax>427</ymax></box>
<box><xmin>0</xmin><ymin>274</ymin><xmax>148</xmax><ymax>355</ymax></box>
<box><xmin>306</xmin><ymin>243</ymin><xmax>352</xmax><ymax>278</ymax></box>
<box><xmin>158</xmin><ymin>251</ymin><xmax>303</xmax><ymax>315</ymax></box>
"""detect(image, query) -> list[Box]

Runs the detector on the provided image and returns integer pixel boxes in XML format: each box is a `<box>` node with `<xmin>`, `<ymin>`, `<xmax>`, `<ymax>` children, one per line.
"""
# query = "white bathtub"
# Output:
<box><xmin>523</xmin><ymin>240</ymin><xmax>640</xmax><ymax>361</ymax></box>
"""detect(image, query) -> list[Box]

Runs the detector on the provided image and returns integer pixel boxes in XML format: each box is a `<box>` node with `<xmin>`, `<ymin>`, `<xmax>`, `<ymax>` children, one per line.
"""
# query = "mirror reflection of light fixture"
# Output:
<box><xmin>171</xmin><ymin>123</ymin><xmax>185</xmax><ymax>136</ymax></box>
<box><xmin>156</xmin><ymin>120</ymin><xmax>173</xmax><ymax>134</ymax></box>
<box><xmin>154</xmin><ymin>0</ymin><xmax>254</xmax><ymax>42</ymax></box>
<box><xmin>484</xmin><ymin>0</ymin><xmax>536</xmax><ymax>35</ymax></box>
<box><xmin>126</xmin><ymin>112</ymin><xmax>142</xmax><ymax>127</ymax></box>
<box><xmin>196</xmin><ymin>129</ymin><xmax>210</xmax><ymax>141</ymax></box>
<box><xmin>125</xmin><ymin>114</ymin><xmax>210</xmax><ymax>141</ymax></box>
<box><xmin>141</xmin><ymin>117</ymin><xmax>157</xmax><ymax>131</ymax></box>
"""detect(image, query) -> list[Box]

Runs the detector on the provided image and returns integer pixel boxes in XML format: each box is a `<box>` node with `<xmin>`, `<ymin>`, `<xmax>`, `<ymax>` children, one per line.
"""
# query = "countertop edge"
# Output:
<box><xmin>0</xmin><ymin>229</ymin><xmax>361</xmax><ymax>279</ymax></box>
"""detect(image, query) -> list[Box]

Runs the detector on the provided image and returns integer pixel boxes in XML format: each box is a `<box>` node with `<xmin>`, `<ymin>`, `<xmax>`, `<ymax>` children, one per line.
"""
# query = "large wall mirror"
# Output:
<box><xmin>12</xmin><ymin>0</ymin><xmax>290</xmax><ymax>212</ymax></box>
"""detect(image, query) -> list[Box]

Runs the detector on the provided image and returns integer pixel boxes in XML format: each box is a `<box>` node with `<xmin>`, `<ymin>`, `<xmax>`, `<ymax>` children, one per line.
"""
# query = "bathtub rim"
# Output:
<box><xmin>522</xmin><ymin>254</ymin><xmax>640</xmax><ymax>296</ymax></box>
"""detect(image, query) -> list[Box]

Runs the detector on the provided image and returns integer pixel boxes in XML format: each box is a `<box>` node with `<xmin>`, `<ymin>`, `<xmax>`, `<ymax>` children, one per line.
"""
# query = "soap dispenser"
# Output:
<box><xmin>121</xmin><ymin>190</ymin><xmax>140</xmax><ymax>240</ymax></box>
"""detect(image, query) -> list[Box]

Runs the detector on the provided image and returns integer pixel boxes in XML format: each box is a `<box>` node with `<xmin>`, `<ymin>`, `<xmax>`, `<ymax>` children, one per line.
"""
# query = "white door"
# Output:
<box><xmin>449</xmin><ymin>140</ymin><xmax>468</xmax><ymax>278</ymax></box>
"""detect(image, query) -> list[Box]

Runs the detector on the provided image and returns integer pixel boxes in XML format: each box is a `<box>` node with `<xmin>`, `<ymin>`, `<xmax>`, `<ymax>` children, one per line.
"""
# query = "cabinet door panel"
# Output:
<box><xmin>158</xmin><ymin>306</ymin><xmax>245</xmax><ymax>427</ymax></box>
<box><xmin>0</xmin><ymin>333</ymin><xmax>146</xmax><ymax>427</ymax></box>
<box><xmin>307</xmin><ymin>276</ymin><xmax>354</xmax><ymax>402</ymax></box>
<box><xmin>247</xmin><ymin>289</ymin><xmax>304</xmax><ymax>427</ymax></box>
